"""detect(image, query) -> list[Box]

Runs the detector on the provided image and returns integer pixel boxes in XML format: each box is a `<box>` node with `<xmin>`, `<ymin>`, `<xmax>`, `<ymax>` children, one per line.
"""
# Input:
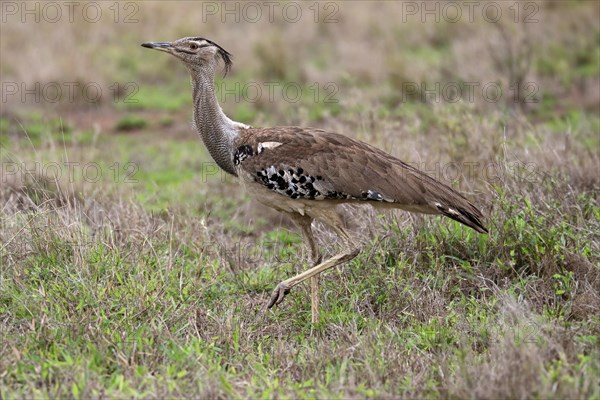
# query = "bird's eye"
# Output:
<box><xmin>190</xmin><ymin>43</ymin><xmax>198</xmax><ymax>50</ymax></box>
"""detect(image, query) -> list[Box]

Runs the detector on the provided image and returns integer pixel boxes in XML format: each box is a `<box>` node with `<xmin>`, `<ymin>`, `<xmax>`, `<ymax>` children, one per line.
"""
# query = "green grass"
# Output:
<box><xmin>118</xmin><ymin>83</ymin><xmax>191</xmax><ymax>112</ymax></box>
<box><xmin>115</xmin><ymin>115</ymin><xmax>149</xmax><ymax>131</ymax></box>
<box><xmin>1</xmin><ymin>109</ymin><xmax>599</xmax><ymax>397</ymax></box>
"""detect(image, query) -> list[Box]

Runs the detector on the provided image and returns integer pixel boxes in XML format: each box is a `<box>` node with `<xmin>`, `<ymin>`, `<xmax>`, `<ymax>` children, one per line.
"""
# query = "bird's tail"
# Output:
<box><xmin>396</xmin><ymin>160</ymin><xmax>489</xmax><ymax>234</ymax></box>
<box><xmin>433</xmin><ymin>200</ymin><xmax>488</xmax><ymax>234</ymax></box>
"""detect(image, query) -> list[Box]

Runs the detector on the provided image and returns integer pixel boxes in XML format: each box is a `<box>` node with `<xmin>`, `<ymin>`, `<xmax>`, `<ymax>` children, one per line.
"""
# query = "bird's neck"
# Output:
<box><xmin>190</xmin><ymin>65</ymin><xmax>240</xmax><ymax>176</ymax></box>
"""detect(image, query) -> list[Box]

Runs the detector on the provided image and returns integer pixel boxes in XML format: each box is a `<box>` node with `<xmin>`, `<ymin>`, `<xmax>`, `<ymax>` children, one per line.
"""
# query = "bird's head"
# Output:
<box><xmin>141</xmin><ymin>37</ymin><xmax>232</xmax><ymax>76</ymax></box>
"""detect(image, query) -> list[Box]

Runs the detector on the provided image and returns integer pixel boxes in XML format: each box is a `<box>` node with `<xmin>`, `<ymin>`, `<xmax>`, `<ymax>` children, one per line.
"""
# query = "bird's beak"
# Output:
<box><xmin>141</xmin><ymin>42</ymin><xmax>173</xmax><ymax>52</ymax></box>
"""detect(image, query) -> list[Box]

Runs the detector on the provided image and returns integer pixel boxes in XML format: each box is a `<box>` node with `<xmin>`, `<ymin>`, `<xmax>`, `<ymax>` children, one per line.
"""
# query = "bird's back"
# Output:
<box><xmin>233</xmin><ymin>127</ymin><xmax>487</xmax><ymax>233</ymax></box>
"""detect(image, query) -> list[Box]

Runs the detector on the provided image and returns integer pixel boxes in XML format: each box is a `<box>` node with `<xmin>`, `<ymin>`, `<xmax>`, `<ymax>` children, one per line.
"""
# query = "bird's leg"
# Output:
<box><xmin>277</xmin><ymin>214</ymin><xmax>322</xmax><ymax>323</ymax></box>
<box><xmin>268</xmin><ymin>246</ymin><xmax>360</xmax><ymax>309</ymax></box>
<box><xmin>268</xmin><ymin>212</ymin><xmax>360</xmax><ymax>320</ymax></box>
<box><xmin>310</xmin><ymin>275</ymin><xmax>319</xmax><ymax>324</ymax></box>
<box><xmin>303</xmin><ymin>220</ymin><xmax>322</xmax><ymax>323</ymax></box>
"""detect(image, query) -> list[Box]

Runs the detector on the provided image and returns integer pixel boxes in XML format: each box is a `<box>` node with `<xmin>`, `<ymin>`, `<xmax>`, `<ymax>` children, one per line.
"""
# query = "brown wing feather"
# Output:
<box><xmin>233</xmin><ymin>127</ymin><xmax>487</xmax><ymax>233</ymax></box>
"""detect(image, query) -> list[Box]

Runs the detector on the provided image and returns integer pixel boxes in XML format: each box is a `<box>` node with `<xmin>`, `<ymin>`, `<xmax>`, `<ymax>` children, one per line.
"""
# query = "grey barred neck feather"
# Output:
<box><xmin>190</xmin><ymin>67</ymin><xmax>239</xmax><ymax>175</ymax></box>
<box><xmin>142</xmin><ymin>36</ymin><xmax>488</xmax><ymax>323</ymax></box>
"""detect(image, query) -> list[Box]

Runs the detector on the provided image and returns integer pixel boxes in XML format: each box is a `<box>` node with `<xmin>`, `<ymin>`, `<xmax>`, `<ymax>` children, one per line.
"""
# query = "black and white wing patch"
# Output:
<box><xmin>234</xmin><ymin>139</ymin><xmax>395</xmax><ymax>203</ymax></box>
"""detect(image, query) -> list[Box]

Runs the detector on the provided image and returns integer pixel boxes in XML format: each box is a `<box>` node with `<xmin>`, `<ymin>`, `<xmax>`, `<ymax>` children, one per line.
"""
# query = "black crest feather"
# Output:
<box><xmin>217</xmin><ymin>46</ymin><xmax>233</xmax><ymax>77</ymax></box>
<box><xmin>193</xmin><ymin>37</ymin><xmax>232</xmax><ymax>77</ymax></box>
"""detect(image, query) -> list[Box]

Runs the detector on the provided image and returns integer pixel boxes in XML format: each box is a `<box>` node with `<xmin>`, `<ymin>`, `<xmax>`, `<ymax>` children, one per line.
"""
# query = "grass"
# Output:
<box><xmin>1</xmin><ymin>1</ymin><xmax>600</xmax><ymax>398</ymax></box>
<box><xmin>1</xmin><ymin>105</ymin><xmax>598</xmax><ymax>398</ymax></box>
<box><xmin>115</xmin><ymin>115</ymin><xmax>149</xmax><ymax>132</ymax></box>
<box><xmin>117</xmin><ymin>84</ymin><xmax>191</xmax><ymax>113</ymax></box>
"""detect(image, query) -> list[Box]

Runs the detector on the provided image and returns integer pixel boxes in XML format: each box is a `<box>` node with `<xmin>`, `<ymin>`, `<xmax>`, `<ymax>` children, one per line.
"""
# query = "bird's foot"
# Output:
<box><xmin>267</xmin><ymin>282</ymin><xmax>291</xmax><ymax>309</ymax></box>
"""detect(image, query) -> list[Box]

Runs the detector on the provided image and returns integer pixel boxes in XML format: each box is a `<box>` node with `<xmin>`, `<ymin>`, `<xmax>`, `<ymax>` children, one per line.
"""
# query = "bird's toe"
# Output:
<box><xmin>267</xmin><ymin>282</ymin><xmax>291</xmax><ymax>309</ymax></box>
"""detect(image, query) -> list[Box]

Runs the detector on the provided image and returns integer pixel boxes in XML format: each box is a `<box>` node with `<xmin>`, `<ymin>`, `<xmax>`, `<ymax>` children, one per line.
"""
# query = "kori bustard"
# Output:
<box><xmin>142</xmin><ymin>37</ymin><xmax>488</xmax><ymax>323</ymax></box>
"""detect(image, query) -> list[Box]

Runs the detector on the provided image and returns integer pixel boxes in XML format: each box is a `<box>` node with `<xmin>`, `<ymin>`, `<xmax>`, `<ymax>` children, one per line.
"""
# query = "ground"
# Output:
<box><xmin>1</xmin><ymin>2</ymin><xmax>599</xmax><ymax>398</ymax></box>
